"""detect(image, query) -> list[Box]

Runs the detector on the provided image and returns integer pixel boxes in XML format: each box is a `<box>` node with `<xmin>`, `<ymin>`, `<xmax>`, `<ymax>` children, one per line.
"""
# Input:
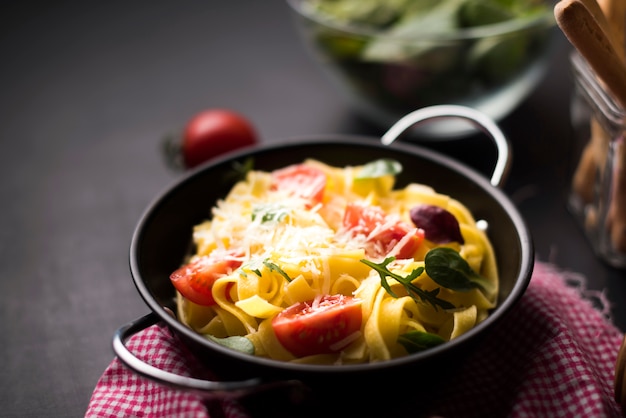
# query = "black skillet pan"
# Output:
<box><xmin>112</xmin><ymin>105</ymin><xmax>534</xmax><ymax>411</ymax></box>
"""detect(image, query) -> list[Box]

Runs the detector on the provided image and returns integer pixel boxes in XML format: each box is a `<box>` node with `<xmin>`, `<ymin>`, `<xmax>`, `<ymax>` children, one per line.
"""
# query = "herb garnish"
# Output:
<box><xmin>206</xmin><ymin>335</ymin><xmax>255</xmax><ymax>355</ymax></box>
<box><xmin>361</xmin><ymin>247</ymin><xmax>493</xmax><ymax>310</ymax></box>
<box><xmin>424</xmin><ymin>247</ymin><xmax>494</xmax><ymax>294</ymax></box>
<box><xmin>361</xmin><ymin>256</ymin><xmax>454</xmax><ymax>310</ymax></box>
<box><xmin>241</xmin><ymin>258</ymin><xmax>293</xmax><ymax>282</ymax></box>
<box><xmin>398</xmin><ymin>331</ymin><xmax>446</xmax><ymax>353</ymax></box>
<box><xmin>251</xmin><ymin>203</ymin><xmax>290</xmax><ymax>223</ymax></box>
<box><xmin>356</xmin><ymin>158</ymin><xmax>402</xmax><ymax>179</ymax></box>
<box><xmin>262</xmin><ymin>260</ymin><xmax>293</xmax><ymax>282</ymax></box>
<box><xmin>224</xmin><ymin>157</ymin><xmax>254</xmax><ymax>184</ymax></box>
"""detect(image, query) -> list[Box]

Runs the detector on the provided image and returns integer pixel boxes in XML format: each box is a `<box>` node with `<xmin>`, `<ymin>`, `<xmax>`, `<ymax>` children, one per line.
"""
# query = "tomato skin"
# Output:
<box><xmin>270</xmin><ymin>164</ymin><xmax>327</xmax><ymax>207</ymax></box>
<box><xmin>272</xmin><ymin>295</ymin><xmax>362</xmax><ymax>357</ymax></box>
<box><xmin>342</xmin><ymin>203</ymin><xmax>424</xmax><ymax>259</ymax></box>
<box><xmin>170</xmin><ymin>255</ymin><xmax>242</xmax><ymax>306</ymax></box>
<box><xmin>182</xmin><ymin>109</ymin><xmax>257</xmax><ymax>168</ymax></box>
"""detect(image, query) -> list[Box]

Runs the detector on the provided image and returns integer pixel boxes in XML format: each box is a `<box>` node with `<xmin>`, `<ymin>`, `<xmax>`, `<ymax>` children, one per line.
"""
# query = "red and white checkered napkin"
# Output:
<box><xmin>84</xmin><ymin>320</ymin><xmax>250</xmax><ymax>418</ymax></box>
<box><xmin>86</xmin><ymin>261</ymin><xmax>625</xmax><ymax>418</ymax></box>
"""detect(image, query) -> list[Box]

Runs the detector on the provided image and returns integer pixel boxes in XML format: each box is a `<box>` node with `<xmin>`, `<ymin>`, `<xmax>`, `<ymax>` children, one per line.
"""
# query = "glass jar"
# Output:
<box><xmin>569</xmin><ymin>51</ymin><xmax>626</xmax><ymax>269</ymax></box>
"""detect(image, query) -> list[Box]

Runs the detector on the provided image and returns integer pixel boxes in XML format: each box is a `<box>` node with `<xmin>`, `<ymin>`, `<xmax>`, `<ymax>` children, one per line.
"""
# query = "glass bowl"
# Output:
<box><xmin>286</xmin><ymin>0</ymin><xmax>558</xmax><ymax>138</ymax></box>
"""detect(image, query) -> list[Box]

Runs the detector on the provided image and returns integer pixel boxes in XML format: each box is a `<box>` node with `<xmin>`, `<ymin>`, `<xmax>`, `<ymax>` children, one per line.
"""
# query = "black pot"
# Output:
<box><xmin>113</xmin><ymin>106</ymin><xmax>534</xmax><ymax>415</ymax></box>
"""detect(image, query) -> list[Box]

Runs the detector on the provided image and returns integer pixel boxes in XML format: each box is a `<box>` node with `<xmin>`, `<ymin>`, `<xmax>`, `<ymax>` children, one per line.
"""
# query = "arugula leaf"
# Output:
<box><xmin>356</xmin><ymin>158</ymin><xmax>402</xmax><ymax>179</ymax></box>
<box><xmin>243</xmin><ymin>259</ymin><xmax>294</xmax><ymax>282</ymax></box>
<box><xmin>424</xmin><ymin>247</ymin><xmax>494</xmax><ymax>294</ymax></box>
<box><xmin>398</xmin><ymin>330</ymin><xmax>446</xmax><ymax>353</ymax></box>
<box><xmin>361</xmin><ymin>257</ymin><xmax>455</xmax><ymax>310</ymax></box>
<box><xmin>206</xmin><ymin>335</ymin><xmax>255</xmax><ymax>355</ymax></box>
<box><xmin>262</xmin><ymin>260</ymin><xmax>293</xmax><ymax>282</ymax></box>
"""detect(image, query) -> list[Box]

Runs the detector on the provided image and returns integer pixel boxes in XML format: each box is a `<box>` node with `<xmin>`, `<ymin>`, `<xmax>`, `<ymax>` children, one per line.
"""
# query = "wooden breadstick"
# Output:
<box><xmin>577</xmin><ymin>0</ymin><xmax>617</xmax><ymax>36</ymax></box>
<box><xmin>572</xmin><ymin>117</ymin><xmax>608</xmax><ymax>206</ymax></box>
<box><xmin>597</xmin><ymin>0</ymin><xmax>626</xmax><ymax>58</ymax></box>
<box><xmin>555</xmin><ymin>0</ymin><xmax>626</xmax><ymax>107</ymax></box>
<box><xmin>607</xmin><ymin>140</ymin><xmax>626</xmax><ymax>253</ymax></box>
<box><xmin>596</xmin><ymin>0</ymin><xmax>626</xmax><ymax>253</ymax></box>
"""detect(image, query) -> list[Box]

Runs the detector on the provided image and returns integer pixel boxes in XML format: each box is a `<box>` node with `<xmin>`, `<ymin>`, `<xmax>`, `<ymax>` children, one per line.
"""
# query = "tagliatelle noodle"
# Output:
<box><xmin>362</xmin><ymin>285</ymin><xmax>393</xmax><ymax>361</ymax></box>
<box><xmin>212</xmin><ymin>277</ymin><xmax>258</xmax><ymax>334</ymax></box>
<box><xmin>174</xmin><ymin>159</ymin><xmax>500</xmax><ymax>364</ymax></box>
<box><xmin>449</xmin><ymin>305</ymin><xmax>478</xmax><ymax>340</ymax></box>
<box><xmin>360</xmin><ymin>284</ymin><xmax>428</xmax><ymax>361</ymax></box>
<box><xmin>248</xmin><ymin>318</ymin><xmax>294</xmax><ymax>361</ymax></box>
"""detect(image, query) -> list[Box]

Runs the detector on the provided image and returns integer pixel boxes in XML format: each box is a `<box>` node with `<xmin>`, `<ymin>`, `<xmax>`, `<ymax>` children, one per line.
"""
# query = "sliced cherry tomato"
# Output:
<box><xmin>272</xmin><ymin>295</ymin><xmax>362</xmax><ymax>357</ymax></box>
<box><xmin>342</xmin><ymin>202</ymin><xmax>424</xmax><ymax>259</ymax></box>
<box><xmin>182</xmin><ymin>109</ymin><xmax>257</xmax><ymax>168</ymax></box>
<box><xmin>270</xmin><ymin>164</ymin><xmax>326</xmax><ymax>207</ymax></box>
<box><xmin>170</xmin><ymin>253</ymin><xmax>242</xmax><ymax>306</ymax></box>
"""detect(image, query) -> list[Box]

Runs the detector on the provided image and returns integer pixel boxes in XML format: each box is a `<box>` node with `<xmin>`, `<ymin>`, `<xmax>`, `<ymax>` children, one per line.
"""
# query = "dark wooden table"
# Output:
<box><xmin>1</xmin><ymin>1</ymin><xmax>624</xmax><ymax>416</ymax></box>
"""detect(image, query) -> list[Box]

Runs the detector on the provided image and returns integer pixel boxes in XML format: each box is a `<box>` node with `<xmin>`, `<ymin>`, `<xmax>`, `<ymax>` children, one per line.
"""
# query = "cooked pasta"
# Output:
<box><xmin>172</xmin><ymin>159</ymin><xmax>499</xmax><ymax>364</ymax></box>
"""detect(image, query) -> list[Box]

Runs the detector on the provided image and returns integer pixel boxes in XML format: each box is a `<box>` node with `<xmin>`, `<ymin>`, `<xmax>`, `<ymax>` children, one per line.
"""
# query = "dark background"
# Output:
<box><xmin>1</xmin><ymin>1</ymin><xmax>624</xmax><ymax>416</ymax></box>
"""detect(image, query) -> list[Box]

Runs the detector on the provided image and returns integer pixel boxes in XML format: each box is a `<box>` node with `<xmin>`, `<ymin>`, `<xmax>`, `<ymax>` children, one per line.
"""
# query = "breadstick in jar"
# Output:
<box><xmin>597</xmin><ymin>0</ymin><xmax>626</xmax><ymax>253</ymax></box>
<box><xmin>573</xmin><ymin>117</ymin><xmax>609</xmax><ymax>207</ymax></box>
<box><xmin>607</xmin><ymin>138</ymin><xmax>626</xmax><ymax>252</ymax></box>
<box><xmin>597</xmin><ymin>0</ymin><xmax>626</xmax><ymax>57</ymax></box>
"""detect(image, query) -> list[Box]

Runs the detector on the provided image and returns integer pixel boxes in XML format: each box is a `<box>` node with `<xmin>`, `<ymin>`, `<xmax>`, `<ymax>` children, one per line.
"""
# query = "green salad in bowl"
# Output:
<box><xmin>287</xmin><ymin>0</ymin><xmax>556</xmax><ymax>137</ymax></box>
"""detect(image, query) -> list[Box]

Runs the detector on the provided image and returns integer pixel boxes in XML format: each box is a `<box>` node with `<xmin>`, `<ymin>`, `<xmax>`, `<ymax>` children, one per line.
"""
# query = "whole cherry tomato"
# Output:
<box><xmin>181</xmin><ymin>109</ymin><xmax>258</xmax><ymax>169</ymax></box>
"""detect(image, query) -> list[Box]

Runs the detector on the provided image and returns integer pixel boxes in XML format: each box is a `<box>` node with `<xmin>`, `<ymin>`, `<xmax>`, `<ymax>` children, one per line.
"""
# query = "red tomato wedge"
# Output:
<box><xmin>272</xmin><ymin>295</ymin><xmax>362</xmax><ymax>357</ymax></box>
<box><xmin>342</xmin><ymin>202</ymin><xmax>424</xmax><ymax>259</ymax></box>
<box><xmin>170</xmin><ymin>253</ymin><xmax>242</xmax><ymax>306</ymax></box>
<box><xmin>270</xmin><ymin>164</ymin><xmax>326</xmax><ymax>207</ymax></box>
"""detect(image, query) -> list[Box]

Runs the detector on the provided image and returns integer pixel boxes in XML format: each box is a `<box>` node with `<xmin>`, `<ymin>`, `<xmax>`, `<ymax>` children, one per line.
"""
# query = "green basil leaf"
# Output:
<box><xmin>356</xmin><ymin>159</ymin><xmax>402</xmax><ymax>179</ymax></box>
<box><xmin>398</xmin><ymin>330</ymin><xmax>446</xmax><ymax>353</ymax></box>
<box><xmin>424</xmin><ymin>247</ymin><xmax>494</xmax><ymax>294</ymax></box>
<box><xmin>206</xmin><ymin>335</ymin><xmax>255</xmax><ymax>355</ymax></box>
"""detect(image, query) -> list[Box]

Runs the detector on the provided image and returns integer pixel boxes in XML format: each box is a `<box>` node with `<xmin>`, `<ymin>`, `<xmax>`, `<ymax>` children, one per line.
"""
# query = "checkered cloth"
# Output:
<box><xmin>86</xmin><ymin>261</ymin><xmax>625</xmax><ymax>417</ymax></box>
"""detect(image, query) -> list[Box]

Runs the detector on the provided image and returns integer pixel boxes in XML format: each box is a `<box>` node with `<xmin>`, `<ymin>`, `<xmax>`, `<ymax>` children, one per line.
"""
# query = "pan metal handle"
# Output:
<box><xmin>381</xmin><ymin>105</ymin><xmax>511</xmax><ymax>188</ymax></box>
<box><xmin>112</xmin><ymin>312</ymin><xmax>304</xmax><ymax>399</ymax></box>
